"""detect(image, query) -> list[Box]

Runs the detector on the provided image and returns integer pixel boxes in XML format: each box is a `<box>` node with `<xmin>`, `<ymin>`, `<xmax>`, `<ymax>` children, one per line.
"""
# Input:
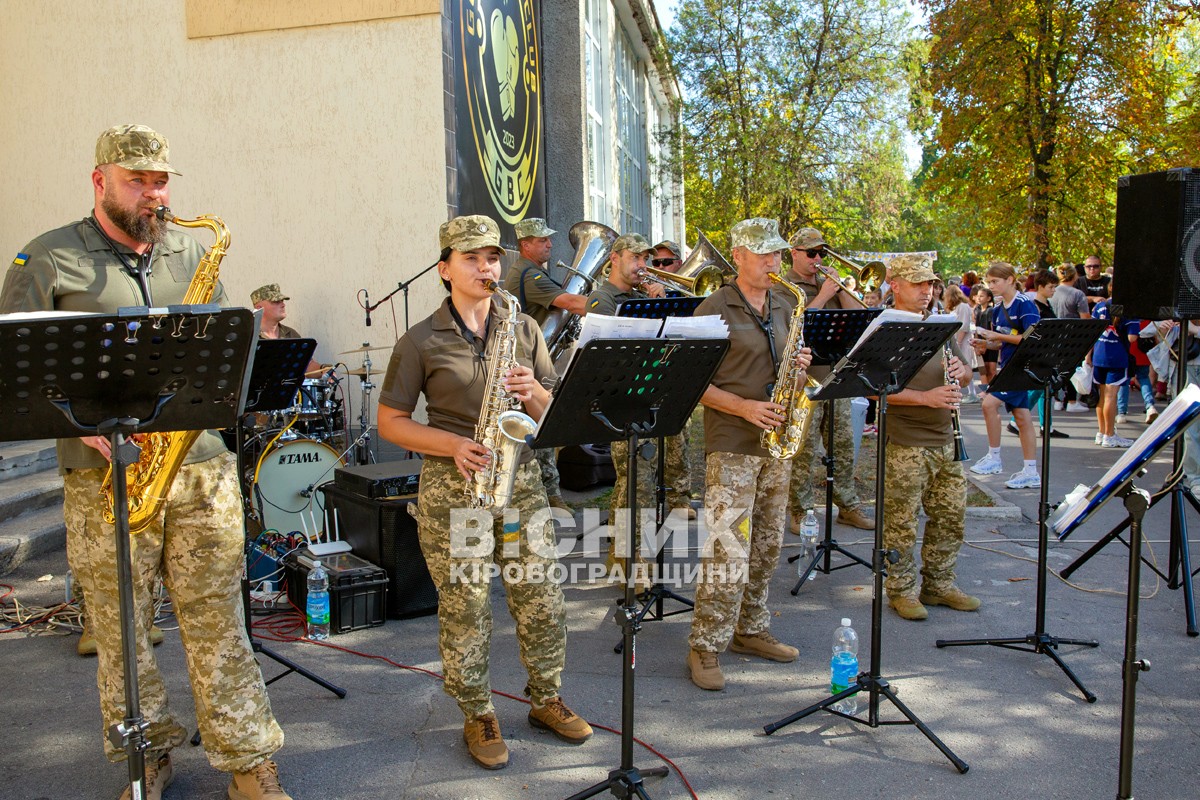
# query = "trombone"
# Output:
<box><xmin>814</xmin><ymin>248</ymin><xmax>887</xmax><ymax>303</ymax></box>
<box><xmin>637</xmin><ymin>263</ymin><xmax>725</xmax><ymax>296</ymax></box>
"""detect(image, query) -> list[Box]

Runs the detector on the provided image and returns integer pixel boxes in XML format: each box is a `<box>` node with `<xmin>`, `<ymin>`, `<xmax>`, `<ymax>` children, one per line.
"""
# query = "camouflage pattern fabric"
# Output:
<box><xmin>882</xmin><ymin>442</ymin><xmax>967</xmax><ymax>598</ymax></box>
<box><xmin>62</xmin><ymin>452</ymin><xmax>283</xmax><ymax>772</ymax></box>
<box><xmin>607</xmin><ymin>431</ymin><xmax>693</xmax><ymax>560</ymax></box>
<box><xmin>411</xmin><ymin>459</ymin><xmax>567</xmax><ymax>719</ymax></box>
<box><xmin>789</xmin><ymin>397</ymin><xmax>862</xmax><ymax>516</ymax></box>
<box><xmin>535</xmin><ymin>447</ymin><xmax>562</xmax><ymax>498</ymax></box>
<box><xmin>688</xmin><ymin>452</ymin><xmax>788</xmax><ymax>652</ymax></box>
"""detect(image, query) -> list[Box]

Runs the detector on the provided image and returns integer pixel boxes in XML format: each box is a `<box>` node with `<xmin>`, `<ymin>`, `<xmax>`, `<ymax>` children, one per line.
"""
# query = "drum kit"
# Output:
<box><xmin>242</xmin><ymin>343</ymin><xmax>388</xmax><ymax>536</ymax></box>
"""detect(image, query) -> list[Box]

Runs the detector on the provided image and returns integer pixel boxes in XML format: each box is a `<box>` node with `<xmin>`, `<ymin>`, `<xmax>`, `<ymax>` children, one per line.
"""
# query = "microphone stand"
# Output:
<box><xmin>364</xmin><ymin>261</ymin><xmax>439</xmax><ymax>333</ymax></box>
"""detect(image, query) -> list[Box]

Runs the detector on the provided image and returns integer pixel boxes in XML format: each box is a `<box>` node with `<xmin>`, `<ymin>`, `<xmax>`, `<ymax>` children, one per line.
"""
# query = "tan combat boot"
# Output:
<box><xmin>528</xmin><ymin>697</ymin><xmax>594</xmax><ymax>743</ymax></box>
<box><xmin>889</xmin><ymin>595</ymin><xmax>929</xmax><ymax>621</ymax></box>
<box><xmin>228</xmin><ymin>759</ymin><xmax>291</xmax><ymax>800</ymax></box>
<box><xmin>836</xmin><ymin>506</ymin><xmax>875</xmax><ymax>530</ymax></box>
<box><xmin>118</xmin><ymin>752</ymin><xmax>173</xmax><ymax>800</ymax></box>
<box><xmin>920</xmin><ymin>586</ymin><xmax>982</xmax><ymax>612</ymax></box>
<box><xmin>687</xmin><ymin>648</ymin><xmax>725</xmax><ymax>690</ymax></box>
<box><xmin>463</xmin><ymin>714</ymin><xmax>509</xmax><ymax>770</ymax></box>
<box><xmin>730</xmin><ymin>630</ymin><xmax>799</xmax><ymax>663</ymax></box>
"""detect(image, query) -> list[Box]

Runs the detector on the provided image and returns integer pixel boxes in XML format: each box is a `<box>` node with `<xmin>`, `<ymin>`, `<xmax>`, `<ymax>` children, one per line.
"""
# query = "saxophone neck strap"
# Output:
<box><xmin>447</xmin><ymin>298</ymin><xmax>492</xmax><ymax>360</ymax></box>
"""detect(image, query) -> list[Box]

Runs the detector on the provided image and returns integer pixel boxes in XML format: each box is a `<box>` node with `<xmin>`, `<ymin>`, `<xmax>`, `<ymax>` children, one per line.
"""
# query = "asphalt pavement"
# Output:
<box><xmin>2</xmin><ymin>400</ymin><xmax>1199</xmax><ymax>799</ymax></box>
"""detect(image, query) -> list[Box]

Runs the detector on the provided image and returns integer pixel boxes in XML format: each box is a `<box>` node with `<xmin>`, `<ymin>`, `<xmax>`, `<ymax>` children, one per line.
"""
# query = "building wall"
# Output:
<box><xmin>0</xmin><ymin>1</ymin><xmax>446</xmax><ymax>368</ymax></box>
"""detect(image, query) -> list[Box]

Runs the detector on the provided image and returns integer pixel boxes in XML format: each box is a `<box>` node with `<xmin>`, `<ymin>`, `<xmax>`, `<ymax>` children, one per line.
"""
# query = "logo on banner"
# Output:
<box><xmin>461</xmin><ymin>0</ymin><xmax>541</xmax><ymax>223</ymax></box>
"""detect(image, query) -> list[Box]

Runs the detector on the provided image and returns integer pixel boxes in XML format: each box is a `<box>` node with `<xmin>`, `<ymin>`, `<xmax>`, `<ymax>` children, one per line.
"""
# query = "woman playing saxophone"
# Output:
<box><xmin>376</xmin><ymin>214</ymin><xmax>592</xmax><ymax>771</ymax></box>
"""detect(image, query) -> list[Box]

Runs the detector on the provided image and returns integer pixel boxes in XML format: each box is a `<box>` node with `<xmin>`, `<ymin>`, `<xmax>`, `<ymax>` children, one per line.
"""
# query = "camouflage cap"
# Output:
<box><xmin>442</xmin><ymin>214</ymin><xmax>502</xmax><ymax>252</ymax></box>
<box><xmin>251</xmin><ymin>284</ymin><xmax>289</xmax><ymax>304</ymax></box>
<box><xmin>612</xmin><ymin>232</ymin><xmax>655</xmax><ymax>254</ymax></box>
<box><xmin>653</xmin><ymin>240</ymin><xmax>682</xmax><ymax>259</ymax></box>
<box><xmin>888</xmin><ymin>254</ymin><xmax>938</xmax><ymax>284</ymax></box>
<box><xmin>789</xmin><ymin>226</ymin><xmax>827</xmax><ymax>250</ymax></box>
<box><xmin>514</xmin><ymin>218</ymin><xmax>556</xmax><ymax>239</ymax></box>
<box><xmin>95</xmin><ymin>124</ymin><xmax>180</xmax><ymax>175</ymax></box>
<box><xmin>730</xmin><ymin>218</ymin><xmax>790</xmax><ymax>255</ymax></box>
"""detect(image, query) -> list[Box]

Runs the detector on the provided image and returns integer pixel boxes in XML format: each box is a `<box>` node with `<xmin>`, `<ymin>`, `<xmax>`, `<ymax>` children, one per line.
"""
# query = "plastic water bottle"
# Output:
<box><xmin>798</xmin><ymin>509</ymin><xmax>820</xmax><ymax>581</ymax></box>
<box><xmin>306</xmin><ymin>559</ymin><xmax>330</xmax><ymax>641</ymax></box>
<box><xmin>830</xmin><ymin>618</ymin><xmax>859</xmax><ymax>715</ymax></box>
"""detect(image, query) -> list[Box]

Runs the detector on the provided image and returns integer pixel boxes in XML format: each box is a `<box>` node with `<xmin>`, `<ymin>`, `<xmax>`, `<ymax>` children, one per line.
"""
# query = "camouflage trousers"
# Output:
<box><xmin>536</xmin><ymin>447</ymin><xmax>562</xmax><ymax>498</ymax></box>
<box><xmin>608</xmin><ymin>430</ymin><xmax>692</xmax><ymax>560</ymax></box>
<box><xmin>62</xmin><ymin>452</ymin><xmax>283</xmax><ymax>772</ymax></box>
<box><xmin>688</xmin><ymin>452</ymin><xmax>788</xmax><ymax>653</ymax></box>
<box><xmin>790</xmin><ymin>397</ymin><xmax>862</xmax><ymax>516</ymax></box>
<box><xmin>883</xmin><ymin>442</ymin><xmax>967</xmax><ymax>598</ymax></box>
<box><xmin>412</xmin><ymin>459</ymin><xmax>567</xmax><ymax>719</ymax></box>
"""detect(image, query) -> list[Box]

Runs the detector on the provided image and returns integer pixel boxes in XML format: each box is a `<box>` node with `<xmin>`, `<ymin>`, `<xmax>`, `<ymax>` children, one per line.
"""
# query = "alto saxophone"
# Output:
<box><xmin>761</xmin><ymin>273</ymin><xmax>819</xmax><ymax>459</ymax></box>
<box><xmin>100</xmin><ymin>207</ymin><xmax>230</xmax><ymax>534</ymax></box>
<box><xmin>469</xmin><ymin>282</ymin><xmax>539</xmax><ymax>515</ymax></box>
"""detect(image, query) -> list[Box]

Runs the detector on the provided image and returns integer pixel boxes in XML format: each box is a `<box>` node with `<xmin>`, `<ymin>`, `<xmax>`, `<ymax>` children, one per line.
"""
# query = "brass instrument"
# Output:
<box><xmin>820</xmin><ymin>248</ymin><xmax>887</xmax><ymax>295</ymax></box>
<box><xmin>100</xmin><ymin>207</ymin><xmax>229</xmax><ymax>534</ymax></box>
<box><xmin>945</xmin><ymin>342</ymin><xmax>969</xmax><ymax>462</ymax></box>
<box><xmin>761</xmin><ymin>273</ymin><xmax>819</xmax><ymax>459</ymax></box>
<box><xmin>636</xmin><ymin>263</ymin><xmax>724</xmax><ymax>297</ymax></box>
<box><xmin>545</xmin><ymin>221</ymin><xmax>617</xmax><ymax>361</ymax></box>
<box><xmin>470</xmin><ymin>282</ymin><xmax>539</xmax><ymax>515</ymax></box>
<box><xmin>680</xmin><ymin>230</ymin><xmax>737</xmax><ymax>282</ymax></box>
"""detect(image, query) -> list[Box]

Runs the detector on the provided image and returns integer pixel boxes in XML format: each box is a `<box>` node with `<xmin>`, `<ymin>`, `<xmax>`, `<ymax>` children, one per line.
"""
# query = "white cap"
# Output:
<box><xmin>841</xmin><ymin>618</ymin><xmax>851</xmax><ymax>626</ymax></box>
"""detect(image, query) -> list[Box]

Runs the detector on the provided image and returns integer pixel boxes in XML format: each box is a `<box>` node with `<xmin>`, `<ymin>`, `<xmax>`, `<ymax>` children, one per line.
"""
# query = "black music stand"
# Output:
<box><xmin>231</xmin><ymin>339</ymin><xmax>346</xmax><ymax>704</ymax></box>
<box><xmin>786</xmin><ymin>307</ymin><xmax>881</xmax><ymax>593</ymax></box>
<box><xmin>936</xmin><ymin>317</ymin><xmax>1106</xmax><ymax>702</ymax></box>
<box><xmin>612</xmin><ymin>297</ymin><xmax>708</xmax><ymax>639</ymax></box>
<box><xmin>1061</xmin><ymin>324</ymin><xmax>1200</xmax><ymax>636</ymax></box>
<box><xmin>763</xmin><ymin>320</ymin><xmax>969</xmax><ymax>774</ymax></box>
<box><xmin>0</xmin><ymin>307</ymin><xmax>256</xmax><ymax>800</ymax></box>
<box><xmin>531</xmin><ymin>338</ymin><xmax>729</xmax><ymax>800</ymax></box>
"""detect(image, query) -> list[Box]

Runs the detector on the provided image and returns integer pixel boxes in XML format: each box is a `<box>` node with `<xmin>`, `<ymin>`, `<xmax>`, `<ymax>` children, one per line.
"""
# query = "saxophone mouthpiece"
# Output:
<box><xmin>485</xmin><ymin>280</ymin><xmax>499</xmax><ymax>293</ymax></box>
<box><xmin>154</xmin><ymin>205</ymin><xmax>173</xmax><ymax>222</ymax></box>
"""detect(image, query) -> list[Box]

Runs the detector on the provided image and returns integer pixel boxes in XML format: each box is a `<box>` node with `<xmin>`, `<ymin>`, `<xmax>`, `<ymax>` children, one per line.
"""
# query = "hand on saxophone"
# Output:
<box><xmin>453</xmin><ymin>438</ymin><xmax>493</xmax><ymax>481</ymax></box>
<box><xmin>503</xmin><ymin>365</ymin><xmax>539</xmax><ymax>403</ymax></box>
<box><xmin>81</xmin><ymin>436</ymin><xmax>113</xmax><ymax>461</ymax></box>
<box><xmin>792</xmin><ymin>346</ymin><xmax>813</xmax><ymax>373</ymax></box>
<box><xmin>742</xmin><ymin>399</ymin><xmax>787</xmax><ymax>431</ymax></box>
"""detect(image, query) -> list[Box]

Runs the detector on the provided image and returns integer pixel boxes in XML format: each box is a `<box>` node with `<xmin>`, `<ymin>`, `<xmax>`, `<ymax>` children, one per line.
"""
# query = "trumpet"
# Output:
<box><xmin>636</xmin><ymin>263</ymin><xmax>725</xmax><ymax>297</ymax></box>
<box><xmin>818</xmin><ymin>248</ymin><xmax>887</xmax><ymax>296</ymax></box>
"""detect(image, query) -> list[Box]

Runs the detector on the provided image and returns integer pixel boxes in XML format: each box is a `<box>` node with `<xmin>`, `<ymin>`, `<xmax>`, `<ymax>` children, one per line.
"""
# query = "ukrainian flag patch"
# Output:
<box><xmin>589</xmin><ymin>299</ymin><xmax>600</xmax><ymax>309</ymax></box>
<box><xmin>13</xmin><ymin>252</ymin><xmax>30</xmax><ymax>266</ymax></box>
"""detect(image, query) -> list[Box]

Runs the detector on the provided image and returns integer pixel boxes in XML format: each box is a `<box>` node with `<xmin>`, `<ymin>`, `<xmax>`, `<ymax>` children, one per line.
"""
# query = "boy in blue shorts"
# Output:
<box><xmin>1091</xmin><ymin>299</ymin><xmax>1140</xmax><ymax>448</ymax></box>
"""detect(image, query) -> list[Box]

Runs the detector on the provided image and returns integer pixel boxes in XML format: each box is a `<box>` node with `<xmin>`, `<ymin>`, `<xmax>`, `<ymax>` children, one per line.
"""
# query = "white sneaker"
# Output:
<box><xmin>1095</xmin><ymin>432</ymin><xmax>1104</xmax><ymax>445</ymax></box>
<box><xmin>1116</xmin><ymin>414</ymin><xmax>1129</xmax><ymax>424</ymax></box>
<box><xmin>970</xmin><ymin>453</ymin><xmax>1003</xmax><ymax>475</ymax></box>
<box><xmin>1103</xmin><ymin>435</ymin><xmax>1134</xmax><ymax>448</ymax></box>
<box><xmin>1065</xmin><ymin>402</ymin><xmax>1089</xmax><ymax>413</ymax></box>
<box><xmin>1146</xmin><ymin>408</ymin><xmax>1159</xmax><ymax>424</ymax></box>
<box><xmin>1005</xmin><ymin>469</ymin><xmax>1042</xmax><ymax>489</ymax></box>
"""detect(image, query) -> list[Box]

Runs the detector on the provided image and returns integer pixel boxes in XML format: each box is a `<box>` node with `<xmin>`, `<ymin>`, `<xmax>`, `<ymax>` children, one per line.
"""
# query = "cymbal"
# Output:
<box><xmin>338</xmin><ymin>344</ymin><xmax>391</xmax><ymax>355</ymax></box>
<box><xmin>348</xmin><ymin>367</ymin><xmax>383</xmax><ymax>377</ymax></box>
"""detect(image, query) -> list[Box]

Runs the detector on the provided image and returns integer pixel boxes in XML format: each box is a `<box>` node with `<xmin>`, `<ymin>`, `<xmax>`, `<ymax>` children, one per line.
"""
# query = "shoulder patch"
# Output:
<box><xmin>13</xmin><ymin>252</ymin><xmax>29</xmax><ymax>266</ymax></box>
<box><xmin>589</xmin><ymin>299</ymin><xmax>600</xmax><ymax>308</ymax></box>
<box><xmin>532</xmin><ymin>273</ymin><xmax>542</xmax><ymax>279</ymax></box>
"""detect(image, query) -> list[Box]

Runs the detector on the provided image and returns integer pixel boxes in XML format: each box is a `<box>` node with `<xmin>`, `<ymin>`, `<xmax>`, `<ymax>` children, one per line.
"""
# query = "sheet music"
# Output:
<box><xmin>575</xmin><ymin>313</ymin><xmax>663</xmax><ymax>349</ymax></box>
<box><xmin>0</xmin><ymin>310</ymin><xmax>98</xmax><ymax>321</ymax></box>
<box><xmin>661</xmin><ymin>314</ymin><xmax>729</xmax><ymax>339</ymax></box>
<box><xmin>846</xmin><ymin>309</ymin><xmax>961</xmax><ymax>361</ymax></box>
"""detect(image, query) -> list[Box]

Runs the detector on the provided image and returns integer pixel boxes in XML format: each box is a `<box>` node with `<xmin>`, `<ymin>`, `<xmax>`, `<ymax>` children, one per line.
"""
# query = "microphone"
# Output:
<box><xmin>364</xmin><ymin>289</ymin><xmax>372</xmax><ymax>326</ymax></box>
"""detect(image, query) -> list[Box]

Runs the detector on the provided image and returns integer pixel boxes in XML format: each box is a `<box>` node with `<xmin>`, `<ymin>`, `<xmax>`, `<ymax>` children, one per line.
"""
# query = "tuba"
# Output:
<box><xmin>544</xmin><ymin>221</ymin><xmax>617</xmax><ymax>362</ymax></box>
<box><xmin>760</xmin><ymin>273</ymin><xmax>819</xmax><ymax>459</ymax></box>
<box><xmin>470</xmin><ymin>282</ymin><xmax>539</xmax><ymax>515</ymax></box>
<box><xmin>101</xmin><ymin>207</ymin><xmax>229</xmax><ymax>533</ymax></box>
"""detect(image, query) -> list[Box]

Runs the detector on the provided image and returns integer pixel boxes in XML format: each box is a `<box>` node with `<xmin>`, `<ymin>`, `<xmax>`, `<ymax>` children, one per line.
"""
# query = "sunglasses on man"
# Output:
<box><xmin>793</xmin><ymin>248</ymin><xmax>824</xmax><ymax>259</ymax></box>
<box><xmin>650</xmin><ymin>258</ymin><xmax>679</xmax><ymax>267</ymax></box>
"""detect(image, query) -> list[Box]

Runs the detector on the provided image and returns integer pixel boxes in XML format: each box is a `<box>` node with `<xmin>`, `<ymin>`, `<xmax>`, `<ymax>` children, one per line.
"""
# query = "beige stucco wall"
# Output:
<box><xmin>0</xmin><ymin>1</ymin><xmax>448</xmax><ymax>380</ymax></box>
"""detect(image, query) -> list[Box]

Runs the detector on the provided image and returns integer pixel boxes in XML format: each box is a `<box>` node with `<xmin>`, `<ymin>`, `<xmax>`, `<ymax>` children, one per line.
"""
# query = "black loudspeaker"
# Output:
<box><xmin>1112</xmin><ymin>167</ymin><xmax>1200</xmax><ymax>320</ymax></box>
<box><xmin>322</xmin><ymin>484</ymin><xmax>438</xmax><ymax>619</ymax></box>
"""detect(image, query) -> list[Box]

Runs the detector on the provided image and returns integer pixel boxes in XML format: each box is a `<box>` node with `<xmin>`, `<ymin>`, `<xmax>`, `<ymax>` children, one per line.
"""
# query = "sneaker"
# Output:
<box><xmin>836</xmin><ymin>506</ymin><xmax>875</xmax><ymax>530</ymax></box>
<box><xmin>1043</xmin><ymin>428</ymin><xmax>1070</xmax><ymax>439</ymax></box>
<box><xmin>528</xmin><ymin>697</ymin><xmax>593</xmax><ymax>743</ymax></box>
<box><xmin>1065</xmin><ymin>402</ymin><xmax>1090</xmax><ymax>413</ymax></box>
<box><xmin>920</xmin><ymin>586</ymin><xmax>982</xmax><ymax>612</ymax></box>
<box><xmin>228</xmin><ymin>759</ymin><xmax>291</xmax><ymax>800</ymax></box>
<box><xmin>889</xmin><ymin>595</ymin><xmax>928</xmax><ymax>621</ymax></box>
<box><xmin>970</xmin><ymin>453</ymin><xmax>1003</xmax><ymax>475</ymax></box>
<box><xmin>687</xmin><ymin>648</ymin><xmax>725</xmax><ymax>691</ymax></box>
<box><xmin>1095</xmin><ymin>432</ymin><xmax>1104</xmax><ymax>445</ymax></box>
<box><xmin>1006</xmin><ymin>422</ymin><xmax>1019</xmax><ymax>435</ymax></box>
<box><xmin>1116</xmin><ymin>414</ymin><xmax>1129</xmax><ymax>424</ymax></box>
<box><xmin>119</xmin><ymin>752</ymin><xmax>173</xmax><ymax>800</ymax></box>
<box><xmin>863</xmin><ymin>424</ymin><xmax>878</xmax><ymax>435</ymax></box>
<box><xmin>961</xmin><ymin>394</ymin><xmax>981</xmax><ymax>404</ymax></box>
<box><xmin>1103</xmin><ymin>435</ymin><xmax>1134</xmax><ymax>448</ymax></box>
<box><xmin>1005</xmin><ymin>469</ymin><xmax>1041</xmax><ymax>489</ymax></box>
<box><xmin>463</xmin><ymin>714</ymin><xmax>509</xmax><ymax>770</ymax></box>
<box><xmin>730</xmin><ymin>630</ymin><xmax>799</xmax><ymax>663</ymax></box>
<box><xmin>1146</xmin><ymin>408</ymin><xmax>1160</xmax><ymax>424</ymax></box>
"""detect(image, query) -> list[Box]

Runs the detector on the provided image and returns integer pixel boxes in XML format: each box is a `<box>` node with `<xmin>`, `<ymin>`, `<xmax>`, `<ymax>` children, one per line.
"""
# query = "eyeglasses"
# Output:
<box><xmin>650</xmin><ymin>258</ymin><xmax>679</xmax><ymax>268</ymax></box>
<box><xmin>794</xmin><ymin>248</ymin><xmax>824</xmax><ymax>259</ymax></box>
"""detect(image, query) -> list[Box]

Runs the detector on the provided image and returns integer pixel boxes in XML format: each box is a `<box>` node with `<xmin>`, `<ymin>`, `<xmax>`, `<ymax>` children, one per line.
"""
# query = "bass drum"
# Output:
<box><xmin>253</xmin><ymin>439</ymin><xmax>344</xmax><ymax>536</ymax></box>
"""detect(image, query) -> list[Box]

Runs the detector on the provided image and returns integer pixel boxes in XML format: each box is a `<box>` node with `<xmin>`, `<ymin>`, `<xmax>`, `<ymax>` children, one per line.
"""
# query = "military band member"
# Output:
<box><xmin>878</xmin><ymin>255</ymin><xmax>980</xmax><ymax>621</ymax></box>
<box><xmin>503</xmin><ymin>218</ymin><xmax>580</xmax><ymax>509</ymax></box>
<box><xmin>686</xmin><ymin>218</ymin><xmax>812</xmax><ymax>690</ymax></box>
<box><xmin>0</xmin><ymin>125</ymin><xmax>290</xmax><ymax>800</ymax></box>
<box><xmin>377</xmin><ymin>214</ymin><xmax>591</xmax><ymax>771</ymax></box>
<box><xmin>251</xmin><ymin>283</ymin><xmax>322</xmax><ymax>374</ymax></box>
<box><xmin>776</xmin><ymin>227</ymin><xmax>875</xmax><ymax>532</ymax></box>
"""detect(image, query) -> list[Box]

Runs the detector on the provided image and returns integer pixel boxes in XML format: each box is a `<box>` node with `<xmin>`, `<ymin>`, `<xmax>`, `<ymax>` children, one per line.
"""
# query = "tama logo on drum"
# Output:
<box><xmin>278</xmin><ymin>451</ymin><xmax>326</xmax><ymax>465</ymax></box>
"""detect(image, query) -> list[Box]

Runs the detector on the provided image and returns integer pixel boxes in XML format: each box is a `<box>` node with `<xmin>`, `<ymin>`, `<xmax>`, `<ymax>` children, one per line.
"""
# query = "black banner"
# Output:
<box><xmin>452</xmin><ymin>0</ymin><xmax>546</xmax><ymax>243</ymax></box>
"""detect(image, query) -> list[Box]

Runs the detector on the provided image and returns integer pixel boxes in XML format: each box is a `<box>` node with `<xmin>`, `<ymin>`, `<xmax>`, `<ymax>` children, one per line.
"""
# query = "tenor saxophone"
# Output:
<box><xmin>470</xmin><ymin>282</ymin><xmax>539</xmax><ymax>515</ymax></box>
<box><xmin>761</xmin><ymin>273</ymin><xmax>819</xmax><ymax>459</ymax></box>
<box><xmin>100</xmin><ymin>207</ymin><xmax>230</xmax><ymax>533</ymax></box>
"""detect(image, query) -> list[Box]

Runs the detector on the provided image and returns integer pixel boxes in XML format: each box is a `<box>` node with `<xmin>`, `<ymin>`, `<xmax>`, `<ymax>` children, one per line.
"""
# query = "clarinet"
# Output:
<box><xmin>945</xmin><ymin>342</ymin><xmax>969</xmax><ymax>462</ymax></box>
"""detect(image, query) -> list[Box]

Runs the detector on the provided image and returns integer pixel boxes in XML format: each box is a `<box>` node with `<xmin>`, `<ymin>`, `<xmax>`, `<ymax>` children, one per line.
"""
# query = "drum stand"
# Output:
<box><xmin>354</xmin><ymin>350</ymin><xmax>377</xmax><ymax>465</ymax></box>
